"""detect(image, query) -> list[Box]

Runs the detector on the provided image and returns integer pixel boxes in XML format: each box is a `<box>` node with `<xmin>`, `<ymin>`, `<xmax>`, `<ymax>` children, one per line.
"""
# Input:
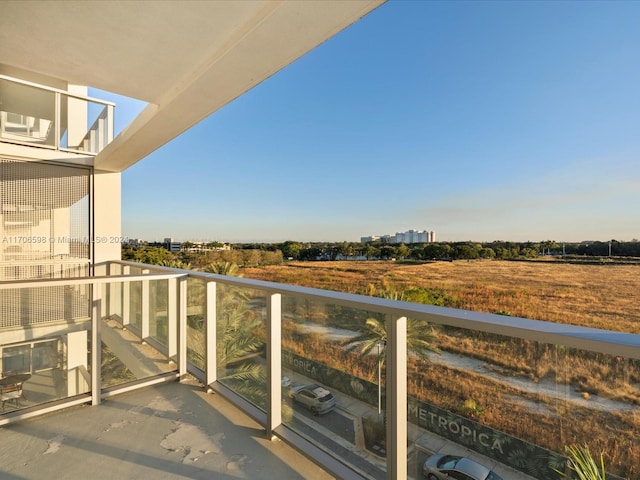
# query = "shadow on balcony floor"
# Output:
<box><xmin>0</xmin><ymin>377</ymin><xmax>336</xmax><ymax>480</ymax></box>
<box><xmin>102</xmin><ymin>317</ymin><xmax>177</xmax><ymax>383</ymax></box>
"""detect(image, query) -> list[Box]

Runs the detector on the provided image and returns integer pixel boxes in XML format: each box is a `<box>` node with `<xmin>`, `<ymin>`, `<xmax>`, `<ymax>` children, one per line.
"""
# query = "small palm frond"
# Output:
<box><xmin>221</xmin><ymin>362</ymin><xmax>265</xmax><ymax>384</ymax></box>
<box><xmin>406</xmin><ymin>318</ymin><xmax>440</xmax><ymax>357</ymax></box>
<box><xmin>553</xmin><ymin>444</ymin><xmax>606</xmax><ymax>480</ymax></box>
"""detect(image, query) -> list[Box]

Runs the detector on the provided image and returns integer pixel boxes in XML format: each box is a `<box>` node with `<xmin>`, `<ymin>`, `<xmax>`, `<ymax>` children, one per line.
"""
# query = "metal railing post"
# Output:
<box><xmin>107</xmin><ymin>262</ymin><xmax>121</xmax><ymax>319</ymax></box>
<box><xmin>97</xmin><ymin>115</ymin><xmax>105</xmax><ymax>151</ymax></box>
<box><xmin>106</xmin><ymin>104</ymin><xmax>114</xmax><ymax>143</ymax></box>
<box><xmin>54</xmin><ymin>92</ymin><xmax>60</xmax><ymax>149</ymax></box>
<box><xmin>91</xmin><ymin>282</ymin><xmax>102</xmax><ymax>406</ymax></box>
<box><xmin>205</xmin><ymin>281</ymin><xmax>217</xmax><ymax>388</ymax></box>
<box><xmin>141</xmin><ymin>269</ymin><xmax>150</xmax><ymax>340</ymax></box>
<box><xmin>386</xmin><ymin>315</ymin><xmax>407</xmax><ymax>480</ymax></box>
<box><xmin>122</xmin><ymin>266</ymin><xmax>131</xmax><ymax>327</ymax></box>
<box><xmin>267</xmin><ymin>293</ymin><xmax>282</xmax><ymax>438</ymax></box>
<box><xmin>178</xmin><ymin>276</ymin><xmax>188</xmax><ymax>378</ymax></box>
<box><xmin>167</xmin><ymin>277</ymin><xmax>178</xmax><ymax>361</ymax></box>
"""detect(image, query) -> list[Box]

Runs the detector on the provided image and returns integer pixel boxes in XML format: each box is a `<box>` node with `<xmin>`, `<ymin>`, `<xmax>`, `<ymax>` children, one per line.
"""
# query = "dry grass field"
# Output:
<box><xmin>243</xmin><ymin>259</ymin><xmax>640</xmax><ymax>334</ymax></box>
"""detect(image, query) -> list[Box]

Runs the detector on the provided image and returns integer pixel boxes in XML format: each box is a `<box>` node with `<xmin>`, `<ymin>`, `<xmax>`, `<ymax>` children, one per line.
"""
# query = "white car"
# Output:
<box><xmin>423</xmin><ymin>454</ymin><xmax>504</xmax><ymax>480</ymax></box>
<box><xmin>289</xmin><ymin>384</ymin><xmax>336</xmax><ymax>415</ymax></box>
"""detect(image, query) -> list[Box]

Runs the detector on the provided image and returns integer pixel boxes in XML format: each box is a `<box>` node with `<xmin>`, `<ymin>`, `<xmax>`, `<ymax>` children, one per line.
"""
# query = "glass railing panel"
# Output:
<box><xmin>100</xmin><ymin>332</ymin><xmax>136</xmax><ymax>389</ymax></box>
<box><xmin>216</xmin><ymin>285</ymin><xmax>267</xmax><ymax>410</ymax></box>
<box><xmin>104</xmin><ymin>265</ymin><xmax>123</xmax><ymax>322</ymax></box>
<box><xmin>59</xmin><ymin>95</ymin><xmax>110</xmax><ymax>154</ymax></box>
<box><xmin>547</xmin><ymin>345</ymin><xmax>638</xmax><ymax>479</ymax></box>
<box><xmin>0</xmin><ymin>77</ymin><xmax>56</xmax><ymax>148</ymax></box>
<box><xmin>281</xmin><ymin>295</ymin><xmax>386</xmax><ymax>478</ymax></box>
<box><xmin>186</xmin><ymin>277</ymin><xmax>206</xmax><ymax>370</ymax></box>
<box><xmin>410</xmin><ymin>324</ymin><xmax>565</xmax><ymax>478</ymax></box>
<box><xmin>406</xmin><ymin>323</ymin><xmax>639</xmax><ymax>480</ymax></box>
<box><xmin>128</xmin><ymin>275</ymin><xmax>142</xmax><ymax>332</ymax></box>
<box><xmin>0</xmin><ymin>283</ymin><xmax>92</xmax><ymax>413</ymax></box>
<box><xmin>148</xmin><ymin>279</ymin><xmax>169</xmax><ymax>346</ymax></box>
<box><xmin>101</xmin><ymin>279</ymin><xmax>176</xmax><ymax>388</ymax></box>
<box><xmin>0</xmin><ymin>75</ymin><xmax>114</xmax><ymax>154</ymax></box>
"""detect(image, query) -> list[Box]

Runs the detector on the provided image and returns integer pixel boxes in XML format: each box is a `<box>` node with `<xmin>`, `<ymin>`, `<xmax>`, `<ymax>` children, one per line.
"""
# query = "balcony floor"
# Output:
<box><xmin>0</xmin><ymin>377</ymin><xmax>335</xmax><ymax>480</ymax></box>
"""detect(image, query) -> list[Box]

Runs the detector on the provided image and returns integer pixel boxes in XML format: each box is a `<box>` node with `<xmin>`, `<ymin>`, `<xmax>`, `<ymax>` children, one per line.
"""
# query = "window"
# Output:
<box><xmin>1</xmin><ymin>339</ymin><xmax>60</xmax><ymax>375</ymax></box>
<box><xmin>2</xmin><ymin>345</ymin><xmax>31</xmax><ymax>374</ymax></box>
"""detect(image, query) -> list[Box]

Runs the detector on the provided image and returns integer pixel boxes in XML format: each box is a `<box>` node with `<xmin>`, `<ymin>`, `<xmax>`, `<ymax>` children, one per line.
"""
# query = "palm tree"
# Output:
<box><xmin>348</xmin><ymin>283</ymin><xmax>440</xmax><ymax>369</ymax></box>
<box><xmin>343</xmin><ymin>315</ymin><xmax>440</xmax><ymax>373</ymax></box>
<box><xmin>342</xmin><ymin>312</ymin><xmax>439</xmax><ymax>432</ymax></box>
<box><xmin>160</xmin><ymin>259</ymin><xmax>192</xmax><ymax>269</ymax></box>
<box><xmin>191</xmin><ymin>262</ymin><xmax>266</xmax><ymax>403</ymax></box>
<box><xmin>204</xmin><ymin>261</ymin><xmax>241</xmax><ymax>276</ymax></box>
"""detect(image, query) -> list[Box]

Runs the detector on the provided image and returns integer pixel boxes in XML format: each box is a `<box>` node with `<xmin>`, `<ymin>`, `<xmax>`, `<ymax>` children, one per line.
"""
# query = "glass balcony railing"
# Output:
<box><xmin>1</xmin><ymin>260</ymin><xmax>638</xmax><ymax>480</ymax></box>
<box><xmin>0</xmin><ymin>74</ymin><xmax>114</xmax><ymax>155</ymax></box>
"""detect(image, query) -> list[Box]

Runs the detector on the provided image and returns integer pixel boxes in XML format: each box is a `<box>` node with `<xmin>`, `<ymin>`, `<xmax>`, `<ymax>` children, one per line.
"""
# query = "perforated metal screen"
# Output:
<box><xmin>0</xmin><ymin>158</ymin><xmax>91</xmax><ymax>327</ymax></box>
<box><xmin>0</xmin><ymin>158</ymin><xmax>90</xmax><ymax>280</ymax></box>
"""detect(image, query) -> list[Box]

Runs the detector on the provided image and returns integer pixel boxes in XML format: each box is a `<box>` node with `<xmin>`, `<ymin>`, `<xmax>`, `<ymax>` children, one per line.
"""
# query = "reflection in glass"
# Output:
<box><xmin>186</xmin><ymin>277</ymin><xmax>206</xmax><ymax>370</ymax></box>
<box><xmin>280</xmin><ymin>296</ymin><xmax>387</xmax><ymax>473</ymax></box>
<box><xmin>129</xmin><ymin>280</ymin><xmax>142</xmax><ymax>330</ymax></box>
<box><xmin>0</xmin><ymin>78</ymin><xmax>55</xmax><ymax>147</ymax></box>
<box><xmin>2</xmin><ymin>345</ymin><xmax>31</xmax><ymax>374</ymax></box>
<box><xmin>101</xmin><ymin>280</ymin><xmax>177</xmax><ymax>388</ymax></box>
<box><xmin>407</xmin><ymin>325</ymin><xmax>640</xmax><ymax>479</ymax></box>
<box><xmin>149</xmin><ymin>279</ymin><xmax>168</xmax><ymax>346</ymax></box>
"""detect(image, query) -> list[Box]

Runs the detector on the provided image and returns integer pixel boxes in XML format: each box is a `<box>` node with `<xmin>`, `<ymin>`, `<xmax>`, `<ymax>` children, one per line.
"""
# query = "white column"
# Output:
<box><xmin>66</xmin><ymin>330</ymin><xmax>88</xmax><ymax>396</ymax></box>
<box><xmin>93</xmin><ymin>171</ymin><xmax>121</xmax><ymax>264</ymax></box>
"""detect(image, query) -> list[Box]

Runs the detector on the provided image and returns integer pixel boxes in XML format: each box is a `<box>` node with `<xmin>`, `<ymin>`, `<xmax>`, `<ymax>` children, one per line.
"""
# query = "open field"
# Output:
<box><xmin>243</xmin><ymin>259</ymin><xmax>640</xmax><ymax>334</ymax></box>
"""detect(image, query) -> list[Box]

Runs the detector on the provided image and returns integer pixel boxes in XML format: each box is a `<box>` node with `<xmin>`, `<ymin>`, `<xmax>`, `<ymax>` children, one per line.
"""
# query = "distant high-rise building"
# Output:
<box><xmin>163</xmin><ymin>237</ymin><xmax>181</xmax><ymax>252</ymax></box>
<box><xmin>361</xmin><ymin>229</ymin><xmax>435</xmax><ymax>244</ymax></box>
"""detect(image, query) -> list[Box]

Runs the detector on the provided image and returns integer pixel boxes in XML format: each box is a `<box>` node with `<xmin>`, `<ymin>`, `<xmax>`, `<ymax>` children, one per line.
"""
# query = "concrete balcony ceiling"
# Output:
<box><xmin>0</xmin><ymin>0</ymin><xmax>384</xmax><ymax>172</ymax></box>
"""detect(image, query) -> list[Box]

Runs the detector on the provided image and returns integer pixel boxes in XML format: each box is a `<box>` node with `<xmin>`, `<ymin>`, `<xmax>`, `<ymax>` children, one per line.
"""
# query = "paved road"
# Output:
<box><xmin>289</xmin><ymin>400</ymin><xmax>356</xmax><ymax>444</ymax></box>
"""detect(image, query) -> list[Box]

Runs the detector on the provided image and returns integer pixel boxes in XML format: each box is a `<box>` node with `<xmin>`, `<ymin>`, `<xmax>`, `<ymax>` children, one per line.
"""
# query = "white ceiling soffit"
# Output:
<box><xmin>0</xmin><ymin>0</ymin><xmax>384</xmax><ymax>172</ymax></box>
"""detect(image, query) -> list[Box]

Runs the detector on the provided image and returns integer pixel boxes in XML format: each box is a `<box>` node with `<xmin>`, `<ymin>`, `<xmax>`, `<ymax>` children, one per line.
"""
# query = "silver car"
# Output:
<box><xmin>289</xmin><ymin>384</ymin><xmax>336</xmax><ymax>415</ymax></box>
<box><xmin>423</xmin><ymin>454</ymin><xmax>504</xmax><ymax>480</ymax></box>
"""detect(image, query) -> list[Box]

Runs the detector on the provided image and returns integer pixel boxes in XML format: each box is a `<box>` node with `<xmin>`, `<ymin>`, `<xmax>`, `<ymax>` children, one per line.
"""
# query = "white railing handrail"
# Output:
<box><xmin>0</xmin><ymin>272</ymin><xmax>186</xmax><ymax>289</ymax></box>
<box><xmin>0</xmin><ymin>74</ymin><xmax>115</xmax><ymax>107</ymax></box>
<box><xmin>0</xmin><ymin>259</ymin><xmax>91</xmax><ymax>266</ymax></box>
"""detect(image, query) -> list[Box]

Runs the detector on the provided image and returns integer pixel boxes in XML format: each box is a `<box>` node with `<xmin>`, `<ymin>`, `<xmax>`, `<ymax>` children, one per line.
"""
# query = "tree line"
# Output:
<box><xmin>122</xmin><ymin>239</ymin><xmax>640</xmax><ymax>268</ymax></box>
<box><xmin>261</xmin><ymin>239</ymin><xmax>640</xmax><ymax>262</ymax></box>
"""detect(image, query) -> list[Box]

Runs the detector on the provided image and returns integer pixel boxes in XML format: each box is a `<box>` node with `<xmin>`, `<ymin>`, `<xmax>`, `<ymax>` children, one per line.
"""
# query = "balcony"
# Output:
<box><xmin>0</xmin><ymin>261</ymin><xmax>638</xmax><ymax>479</ymax></box>
<box><xmin>0</xmin><ymin>74</ymin><xmax>114</xmax><ymax>155</ymax></box>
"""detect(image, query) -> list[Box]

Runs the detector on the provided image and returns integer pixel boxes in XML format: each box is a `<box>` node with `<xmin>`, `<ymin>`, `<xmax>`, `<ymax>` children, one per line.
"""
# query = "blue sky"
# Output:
<box><xmin>112</xmin><ymin>1</ymin><xmax>640</xmax><ymax>244</ymax></box>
